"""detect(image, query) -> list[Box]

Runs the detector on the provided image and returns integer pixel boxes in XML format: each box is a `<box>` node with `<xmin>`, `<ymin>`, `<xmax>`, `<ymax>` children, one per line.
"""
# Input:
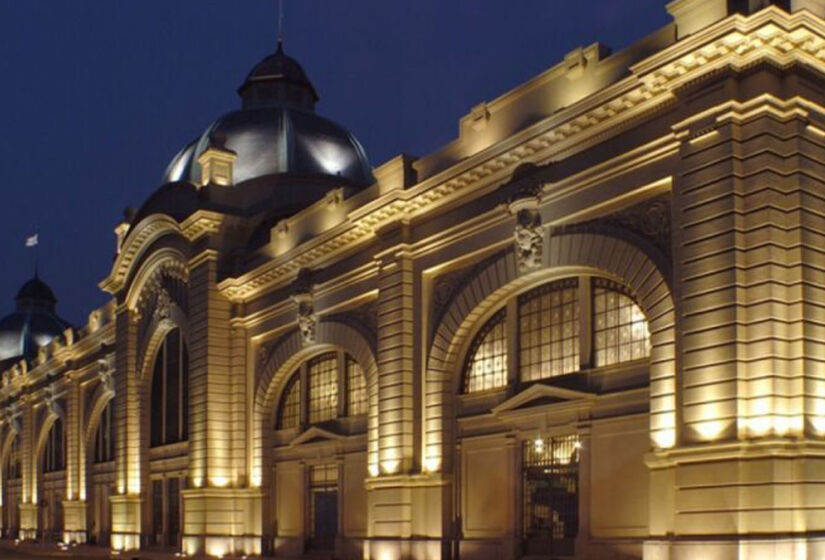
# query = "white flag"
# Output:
<box><xmin>25</xmin><ymin>234</ymin><xmax>38</xmax><ymax>248</ymax></box>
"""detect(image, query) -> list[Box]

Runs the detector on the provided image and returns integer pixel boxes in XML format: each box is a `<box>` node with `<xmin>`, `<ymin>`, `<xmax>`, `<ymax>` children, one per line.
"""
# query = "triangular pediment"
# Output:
<box><xmin>492</xmin><ymin>384</ymin><xmax>595</xmax><ymax>415</ymax></box>
<box><xmin>289</xmin><ymin>426</ymin><xmax>345</xmax><ymax>447</ymax></box>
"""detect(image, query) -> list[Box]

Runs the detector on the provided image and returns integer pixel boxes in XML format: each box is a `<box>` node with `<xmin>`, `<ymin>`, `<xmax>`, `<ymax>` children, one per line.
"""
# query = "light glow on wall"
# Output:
<box><xmin>210</xmin><ymin>475</ymin><xmax>230</xmax><ymax>488</ymax></box>
<box><xmin>422</xmin><ymin>457</ymin><xmax>440</xmax><ymax>474</ymax></box>
<box><xmin>694</xmin><ymin>420</ymin><xmax>727</xmax><ymax>441</ymax></box>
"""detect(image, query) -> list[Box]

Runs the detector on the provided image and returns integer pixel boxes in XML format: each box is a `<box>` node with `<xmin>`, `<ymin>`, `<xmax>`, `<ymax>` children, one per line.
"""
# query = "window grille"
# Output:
<box><xmin>346</xmin><ymin>357</ymin><xmax>367</xmax><ymax>415</ymax></box>
<box><xmin>308</xmin><ymin>354</ymin><xmax>339</xmax><ymax>423</ymax></box>
<box><xmin>593</xmin><ymin>279</ymin><xmax>650</xmax><ymax>367</ymax></box>
<box><xmin>523</xmin><ymin>434</ymin><xmax>580</xmax><ymax>552</ymax></box>
<box><xmin>463</xmin><ymin>309</ymin><xmax>508</xmax><ymax>393</ymax></box>
<box><xmin>278</xmin><ymin>374</ymin><xmax>301</xmax><ymax>430</ymax></box>
<box><xmin>519</xmin><ymin>279</ymin><xmax>580</xmax><ymax>382</ymax></box>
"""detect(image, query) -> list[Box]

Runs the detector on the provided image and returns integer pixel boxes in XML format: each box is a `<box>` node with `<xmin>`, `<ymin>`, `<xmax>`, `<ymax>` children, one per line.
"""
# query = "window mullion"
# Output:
<box><xmin>300</xmin><ymin>363</ymin><xmax>309</xmax><ymax>427</ymax></box>
<box><xmin>579</xmin><ymin>276</ymin><xmax>592</xmax><ymax>371</ymax></box>
<box><xmin>179</xmin><ymin>337</ymin><xmax>184</xmax><ymax>442</ymax></box>
<box><xmin>337</xmin><ymin>351</ymin><xmax>346</xmax><ymax>418</ymax></box>
<box><xmin>162</xmin><ymin>340</ymin><xmax>168</xmax><ymax>446</ymax></box>
<box><xmin>506</xmin><ymin>298</ymin><xmax>519</xmax><ymax>393</ymax></box>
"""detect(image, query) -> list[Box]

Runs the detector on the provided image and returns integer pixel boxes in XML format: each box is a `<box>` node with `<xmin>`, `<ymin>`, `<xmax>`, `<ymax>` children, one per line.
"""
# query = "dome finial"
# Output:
<box><xmin>277</xmin><ymin>0</ymin><xmax>284</xmax><ymax>50</ymax></box>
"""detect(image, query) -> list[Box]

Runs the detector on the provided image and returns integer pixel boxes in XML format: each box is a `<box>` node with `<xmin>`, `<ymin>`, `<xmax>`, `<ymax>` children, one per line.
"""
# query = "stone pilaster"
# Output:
<box><xmin>62</xmin><ymin>377</ymin><xmax>86</xmax><ymax>543</ymax></box>
<box><xmin>110</xmin><ymin>306</ymin><xmax>141</xmax><ymax>552</ymax></box>
<box><xmin>366</xmin><ymin>223</ymin><xmax>450</xmax><ymax>560</ymax></box>
<box><xmin>375</xmin><ymin>229</ymin><xmax>415</xmax><ymax>477</ymax></box>
<box><xmin>647</xmin><ymin>92</ymin><xmax>825</xmax><ymax>557</ymax></box>
<box><xmin>18</xmin><ymin>400</ymin><xmax>35</xmax><ymax>540</ymax></box>
<box><xmin>181</xmin><ymin>252</ymin><xmax>261</xmax><ymax>558</ymax></box>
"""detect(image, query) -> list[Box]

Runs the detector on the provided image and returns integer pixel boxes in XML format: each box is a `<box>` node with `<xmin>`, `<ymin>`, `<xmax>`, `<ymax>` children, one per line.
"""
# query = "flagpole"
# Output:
<box><xmin>25</xmin><ymin>233</ymin><xmax>39</xmax><ymax>278</ymax></box>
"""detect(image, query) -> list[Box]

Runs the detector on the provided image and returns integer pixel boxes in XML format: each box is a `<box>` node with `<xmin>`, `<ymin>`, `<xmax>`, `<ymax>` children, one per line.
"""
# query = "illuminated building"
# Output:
<box><xmin>4</xmin><ymin>1</ymin><xmax>825</xmax><ymax>558</ymax></box>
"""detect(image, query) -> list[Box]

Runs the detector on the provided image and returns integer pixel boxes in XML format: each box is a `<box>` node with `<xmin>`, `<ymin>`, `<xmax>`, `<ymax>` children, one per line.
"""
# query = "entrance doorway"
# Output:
<box><xmin>150</xmin><ymin>477</ymin><xmax>185</xmax><ymax>548</ymax></box>
<box><xmin>522</xmin><ymin>435</ymin><xmax>580</xmax><ymax>557</ymax></box>
<box><xmin>309</xmin><ymin>464</ymin><xmax>338</xmax><ymax>550</ymax></box>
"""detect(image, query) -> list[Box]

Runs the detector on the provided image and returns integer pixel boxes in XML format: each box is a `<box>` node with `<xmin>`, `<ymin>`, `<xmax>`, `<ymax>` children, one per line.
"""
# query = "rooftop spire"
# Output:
<box><xmin>277</xmin><ymin>0</ymin><xmax>284</xmax><ymax>48</ymax></box>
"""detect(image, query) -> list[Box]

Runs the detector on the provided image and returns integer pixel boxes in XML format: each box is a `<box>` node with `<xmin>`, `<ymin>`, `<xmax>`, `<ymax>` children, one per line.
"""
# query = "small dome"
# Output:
<box><xmin>155</xmin><ymin>42</ymin><xmax>374</xmax><ymax>216</ymax></box>
<box><xmin>238</xmin><ymin>42</ymin><xmax>319</xmax><ymax>111</ymax></box>
<box><xmin>162</xmin><ymin>107</ymin><xmax>374</xmax><ymax>188</ymax></box>
<box><xmin>16</xmin><ymin>277</ymin><xmax>57</xmax><ymax>310</ymax></box>
<box><xmin>0</xmin><ymin>276</ymin><xmax>71</xmax><ymax>367</ymax></box>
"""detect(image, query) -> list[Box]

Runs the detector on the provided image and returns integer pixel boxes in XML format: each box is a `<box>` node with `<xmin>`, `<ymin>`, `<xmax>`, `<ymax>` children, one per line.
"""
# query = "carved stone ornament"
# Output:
<box><xmin>153</xmin><ymin>288</ymin><xmax>174</xmax><ymax>322</ymax></box>
<box><xmin>292</xmin><ymin>293</ymin><xmax>317</xmax><ymax>346</ymax></box>
<box><xmin>510</xmin><ymin>193</ymin><xmax>544</xmax><ymax>273</ymax></box>
<box><xmin>44</xmin><ymin>384</ymin><xmax>59</xmax><ymax>419</ymax></box>
<box><xmin>37</xmin><ymin>344</ymin><xmax>50</xmax><ymax>365</ymax></box>
<box><xmin>97</xmin><ymin>358</ymin><xmax>116</xmax><ymax>397</ymax></box>
<box><xmin>5</xmin><ymin>402</ymin><xmax>21</xmax><ymax>435</ymax></box>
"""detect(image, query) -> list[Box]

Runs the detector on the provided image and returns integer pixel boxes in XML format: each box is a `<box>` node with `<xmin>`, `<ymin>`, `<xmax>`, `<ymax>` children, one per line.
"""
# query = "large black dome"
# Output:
<box><xmin>0</xmin><ymin>276</ymin><xmax>71</xmax><ymax>368</ymax></box>
<box><xmin>160</xmin><ymin>43</ymin><xmax>373</xmax><ymax>194</ymax></box>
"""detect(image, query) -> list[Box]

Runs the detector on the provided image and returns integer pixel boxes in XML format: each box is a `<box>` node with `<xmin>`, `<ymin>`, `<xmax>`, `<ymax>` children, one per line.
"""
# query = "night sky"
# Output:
<box><xmin>0</xmin><ymin>1</ymin><xmax>670</xmax><ymax>325</ymax></box>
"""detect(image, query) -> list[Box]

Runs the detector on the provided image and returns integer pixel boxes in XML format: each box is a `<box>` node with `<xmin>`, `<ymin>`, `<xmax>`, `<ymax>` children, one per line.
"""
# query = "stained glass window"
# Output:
<box><xmin>308</xmin><ymin>354</ymin><xmax>339</xmax><ymax>424</ymax></box>
<box><xmin>346</xmin><ymin>358</ymin><xmax>367</xmax><ymax>416</ymax></box>
<box><xmin>278</xmin><ymin>374</ymin><xmax>301</xmax><ymax>430</ymax></box>
<box><xmin>464</xmin><ymin>310</ymin><xmax>508</xmax><ymax>393</ymax></box>
<box><xmin>519</xmin><ymin>279</ymin><xmax>580</xmax><ymax>382</ymax></box>
<box><xmin>593</xmin><ymin>279</ymin><xmax>650</xmax><ymax>367</ymax></box>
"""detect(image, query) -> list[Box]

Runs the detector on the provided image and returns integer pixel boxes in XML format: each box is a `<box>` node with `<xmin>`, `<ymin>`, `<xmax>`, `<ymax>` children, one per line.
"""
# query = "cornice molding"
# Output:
<box><xmin>215</xmin><ymin>9</ymin><xmax>825</xmax><ymax>304</ymax></box>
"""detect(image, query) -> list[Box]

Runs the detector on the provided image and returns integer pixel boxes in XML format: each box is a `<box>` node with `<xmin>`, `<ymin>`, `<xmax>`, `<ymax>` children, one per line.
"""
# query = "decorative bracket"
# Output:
<box><xmin>509</xmin><ymin>188</ymin><xmax>545</xmax><ymax>273</ymax></box>
<box><xmin>4</xmin><ymin>402</ymin><xmax>21</xmax><ymax>435</ymax></box>
<box><xmin>97</xmin><ymin>357</ymin><xmax>116</xmax><ymax>397</ymax></box>
<box><xmin>44</xmin><ymin>384</ymin><xmax>60</xmax><ymax>421</ymax></box>
<box><xmin>153</xmin><ymin>288</ymin><xmax>174</xmax><ymax>322</ymax></box>
<box><xmin>291</xmin><ymin>269</ymin><xmax>317</xmax><ymax>347</ymax></box>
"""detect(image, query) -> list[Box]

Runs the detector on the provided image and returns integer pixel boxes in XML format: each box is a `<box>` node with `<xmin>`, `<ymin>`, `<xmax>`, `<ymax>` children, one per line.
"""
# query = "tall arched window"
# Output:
<box><xmin>462</xmin><ymin>276</ymin><xmax>651</xmax><ymax>393</ymax></box>
<box><xmin>346</xmin><ymin>357</ymin><xmax>367</xmax><ymax>416</ymax></box>
<box><xmin>275</xmin><ymin>351</ymin><xmax>368</xmax><ymax>431</ymax></box>
<box><xmin>4</xmin><ymin>436</ymin><xmax>20</xmax><ymax>481</ymax></box>
<box><xmin>308</xmin><ymin>354</ymin><xmax>339</xmax><ymax>424</ymax></box>
<box><xmin>150</xmin><ymin>328</ymin><xmax>189</xmax><ymax>447</ymax></box>
<box><xmin>593</xmin><ymin>279</ymin><xmax>650</xmax><ymax>367</ymax></box>
<box><xmin>463</xmin><ymin>309</ymin><xmax>507</xmax><ymax>393</ymax></box>
<box><xmin>42</xmin><ymin>417</ymin><xmax>65</xmax><ymax>473</ymax></box>
<box><xmin>520</xmin><ymin>279</ymin><xmax>580</xmax><ymax>382</ymax></box>
<box><xmin>278</xmin><ymin>376</ymin><xmax>301</xmax><ymax>430</ymax></box>
<box><xmin>94</xmin><ymin>400</ymin><xmax>116</xmax><ymax>464</ymax></box>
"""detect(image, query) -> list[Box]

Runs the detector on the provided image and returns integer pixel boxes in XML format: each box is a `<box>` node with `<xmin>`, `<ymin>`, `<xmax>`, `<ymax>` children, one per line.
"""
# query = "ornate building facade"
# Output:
<box><xmin>3</xmin><ymin>1</ymin><xmax>825</xmax><ymax>558</ymax></box>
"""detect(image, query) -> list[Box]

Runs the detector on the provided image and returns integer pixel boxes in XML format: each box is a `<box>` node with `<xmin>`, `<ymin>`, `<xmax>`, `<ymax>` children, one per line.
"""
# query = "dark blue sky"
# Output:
<box><xmin>0</xmin><ymin>1</ymin><xmax>670</xmax><ymax>325</ymax></box>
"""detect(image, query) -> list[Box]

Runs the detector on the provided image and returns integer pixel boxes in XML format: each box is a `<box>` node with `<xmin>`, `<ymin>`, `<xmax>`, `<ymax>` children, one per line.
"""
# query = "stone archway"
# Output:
<box><xmin>424</xmin><ymin>233</ymin><xmax>677</xmax><ymax>472</ymax></box>
<box><xmin>252</xmin><ymin>320</ymin><xmax>379</xmax><ymax>487</ymax></box>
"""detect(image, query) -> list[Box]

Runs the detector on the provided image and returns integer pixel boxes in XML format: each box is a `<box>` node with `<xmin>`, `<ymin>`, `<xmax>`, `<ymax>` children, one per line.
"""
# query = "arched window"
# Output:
<box><xmin>463</xmin><ymin>310</ymin><xmax>507</xmax><ymax>393</ymax></box>
<box><xmin>462</xmin><ymin>276</ymin><xmax>651</xmax><ymax>393</ymax></box>
<box><xmin>42</xmin><ymin>417</ymin><xmax>65</xmax><ymax>473</ymax></box>
<box><xmin>94</xmin><ymin>400</ymin><xmax>116</xmax><ymax>464</ymax></box>
<box><xmin>275</xmin><ymin>351</ymin><xmax>368</xmax><ymax>431</ymax></box>
<box><xmin>593</xmin><ymin>279</ymin><xmax>650</xmax><ymax>367</ymax></box>
<box><xmin>150</xmin><ymin>328</ymin><xmax>189</xmax><ymax>447</ymax></box>
<box><xmin>278</xmin><ymin>375</ymin><xmax>301</xmax><ymax>430</ymax></box>
<box><xmin>346</xmin><ymin>357</ymin><xmax>367</xmax><ymax>416</ymax></box>
<box><xmin>4</xmin><ymin>436</ymin><xmax>20</xmax><ymax>481</ymax></box>
<box><xmin>520</xmin><ymin>279</ymin><xmax>580</xmax><ymax>382</ymax></box>
<box><xmin>308</xmin><ymin>354</ymin><xmax>338</xmax><ymax>424</ymax></box>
